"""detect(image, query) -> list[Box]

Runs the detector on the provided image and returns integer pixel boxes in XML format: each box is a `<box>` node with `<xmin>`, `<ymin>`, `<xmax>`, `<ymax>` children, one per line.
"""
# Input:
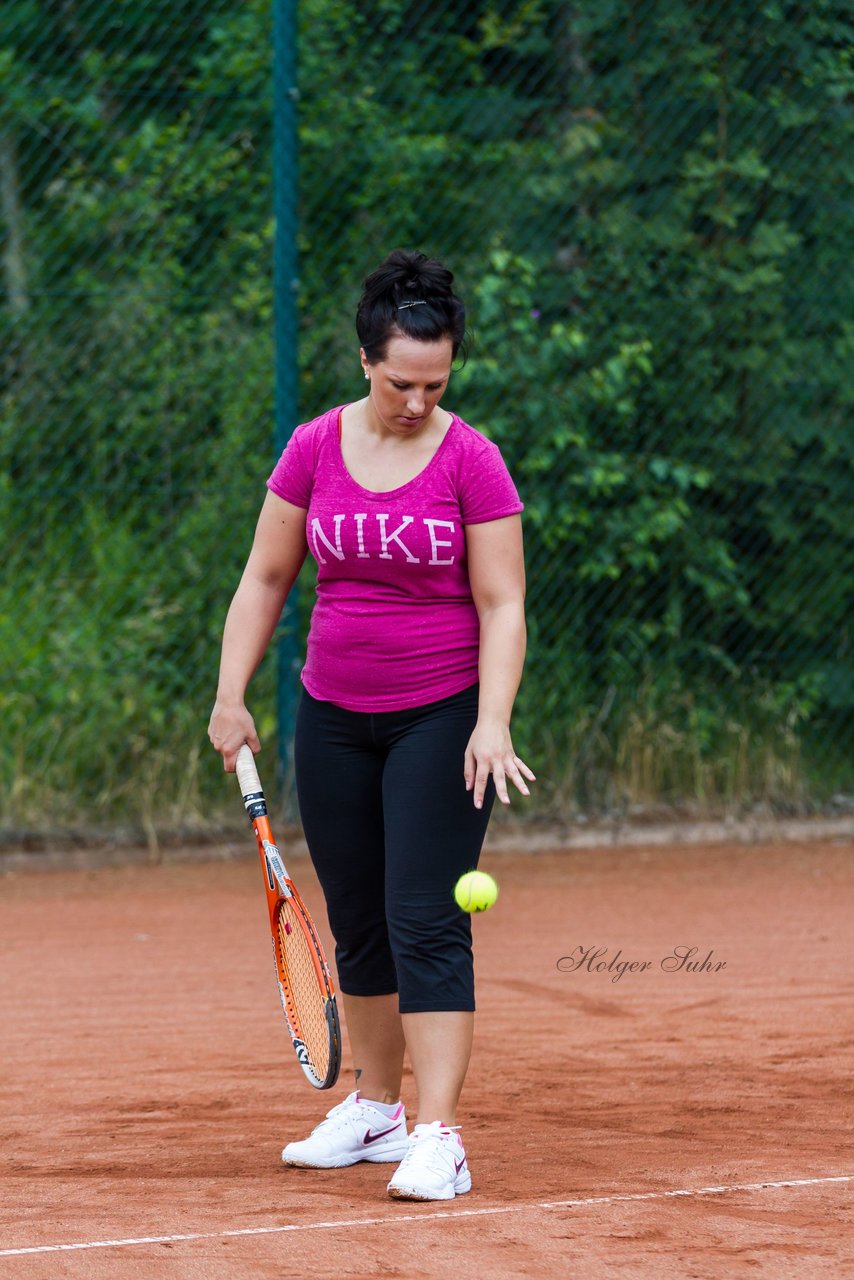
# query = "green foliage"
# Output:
<box><xmin>1</xmin><ymin>0</ymin><xmax>852</xmax><ymax>834</ymax></box>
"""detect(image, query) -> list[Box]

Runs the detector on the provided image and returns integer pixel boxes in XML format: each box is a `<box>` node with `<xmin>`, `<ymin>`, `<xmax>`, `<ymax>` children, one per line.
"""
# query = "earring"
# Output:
<box><xmin>364</xmin><ymin>371</ymin><xmax>370</xmax><ymax>380</ymax></box>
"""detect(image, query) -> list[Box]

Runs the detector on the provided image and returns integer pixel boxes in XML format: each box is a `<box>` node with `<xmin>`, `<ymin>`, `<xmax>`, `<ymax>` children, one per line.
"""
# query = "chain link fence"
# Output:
<box><xmin>2</xmin><ymin>1</ymin><xmax>852</xmax><ymax>843</ymax></box>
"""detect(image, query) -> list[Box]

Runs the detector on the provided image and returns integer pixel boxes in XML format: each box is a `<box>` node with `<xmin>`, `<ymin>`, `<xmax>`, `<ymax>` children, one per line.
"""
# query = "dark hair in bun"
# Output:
<box><xmin>357</xmin><ymin>249</ymin><xmax>467</xmax><ymax>364</ymax></box>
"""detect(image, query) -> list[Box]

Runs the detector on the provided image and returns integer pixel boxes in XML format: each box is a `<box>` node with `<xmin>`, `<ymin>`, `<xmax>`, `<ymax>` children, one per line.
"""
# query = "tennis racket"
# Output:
<box><xmin>236</xmin><ymin>744</ymin><xmax>341</xmax><ymax>1090</ymax></box>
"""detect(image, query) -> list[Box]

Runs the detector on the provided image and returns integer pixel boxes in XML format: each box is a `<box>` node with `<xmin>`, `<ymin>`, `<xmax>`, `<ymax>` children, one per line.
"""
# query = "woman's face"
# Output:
<box><xmin>361</xmin><ymin>334</ymin><xmax>453</xmax><ymax>436</ymax></box>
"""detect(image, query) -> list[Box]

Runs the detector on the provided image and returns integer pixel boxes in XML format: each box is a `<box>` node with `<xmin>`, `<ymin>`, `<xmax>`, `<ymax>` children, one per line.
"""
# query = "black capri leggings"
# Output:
<box><xmin>293</xmin><ymin>683</ymin><xmax>495</xmax><ymax>1013</ymax></box>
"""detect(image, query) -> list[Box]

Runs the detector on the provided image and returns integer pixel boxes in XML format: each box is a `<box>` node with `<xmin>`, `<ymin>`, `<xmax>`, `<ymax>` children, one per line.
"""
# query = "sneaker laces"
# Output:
<box><xmin>310</xmin><ymin>1094</ymin><xmax>364</xmax><ymax>1135</ymax></box>
<box><xmin>399</xmin><ymin>1125</ymin><xmax>462</xmax><ymax>1175</ymax></box>
<box><xmin>311</xmin><ymin>1093</ymin><xmax>397</xmax><ymax>1137</ymax></box>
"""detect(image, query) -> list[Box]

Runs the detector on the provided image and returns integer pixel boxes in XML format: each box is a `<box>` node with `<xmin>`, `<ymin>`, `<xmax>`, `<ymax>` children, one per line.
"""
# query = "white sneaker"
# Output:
<box><xmin>282</xmin><ymin>1092</ymin><xmax>408</xmax><ymax>1169</ymax></box>
<box><xmin>387</xmin><ymin>1122</ymin><xmax>472</xmax><ymax>1200</ymax></box>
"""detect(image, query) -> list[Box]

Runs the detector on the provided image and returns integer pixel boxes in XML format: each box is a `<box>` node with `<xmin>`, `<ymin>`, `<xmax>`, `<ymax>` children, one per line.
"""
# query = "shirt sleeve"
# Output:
<box><xmin>267</xmin><ymin>426</ymin><xmax>313</xmax><ymax>509</ymax></box>
<box><xmin>459</xmin><ymin>439</ymin><xmax>524</xmax><ymax>525</ymax></box>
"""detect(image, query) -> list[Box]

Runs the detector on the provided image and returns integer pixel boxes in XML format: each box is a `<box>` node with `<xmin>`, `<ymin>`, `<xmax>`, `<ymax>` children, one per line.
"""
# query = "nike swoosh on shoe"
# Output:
<box><xmin>363</xmin><ymin>1125</ymin><xmax>402</xmax><ymax>1145</ymax></box>
<box><xmin>455</xmin><ymin>1156</ymin><xmax>467</xmax><ymax>1173</ymax></box>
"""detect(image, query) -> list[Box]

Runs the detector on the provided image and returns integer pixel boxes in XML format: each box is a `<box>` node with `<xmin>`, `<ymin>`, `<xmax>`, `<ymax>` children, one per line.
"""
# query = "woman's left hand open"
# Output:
<box><xmin>464</xmin><ymin>720</ymin><xmax>536</xmax><ymax>810</ymax></box>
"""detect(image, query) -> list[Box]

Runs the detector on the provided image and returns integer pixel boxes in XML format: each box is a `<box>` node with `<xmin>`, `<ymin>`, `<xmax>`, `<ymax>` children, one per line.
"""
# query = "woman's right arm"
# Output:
<box><xmin>208</xmin><ymin>490</ymin><xmax>309</xmax><ymax>771</ymax></box>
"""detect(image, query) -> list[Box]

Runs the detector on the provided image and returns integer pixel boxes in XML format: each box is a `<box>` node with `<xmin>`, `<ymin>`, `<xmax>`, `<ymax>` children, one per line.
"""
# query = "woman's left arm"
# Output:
<box><xmin>465</xmin><ymin>514</ymin><xmax>536</xmax><ymax>809</ymax></box>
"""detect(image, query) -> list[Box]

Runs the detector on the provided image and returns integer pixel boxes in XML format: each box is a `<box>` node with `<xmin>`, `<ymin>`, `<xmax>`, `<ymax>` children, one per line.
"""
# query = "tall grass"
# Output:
<box><xmin>511</xmin><ymin>670</ymin><xmax>831</xmax><ymax>822</ymax></box>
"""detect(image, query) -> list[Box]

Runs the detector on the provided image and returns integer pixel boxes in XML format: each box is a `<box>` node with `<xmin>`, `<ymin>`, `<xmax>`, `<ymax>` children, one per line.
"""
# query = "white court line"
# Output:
<box><xmin>0</xmin><ymin>1175</ymin><xmax>850</xmax><ymax>1257</ymax></box>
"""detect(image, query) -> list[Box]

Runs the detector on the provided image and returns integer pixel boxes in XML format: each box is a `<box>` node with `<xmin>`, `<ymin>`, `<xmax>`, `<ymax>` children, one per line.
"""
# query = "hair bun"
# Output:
<box><xmin>362</xmin><ymin>249</ymin><xmax>455</xmax><ymax>303</ymax></box>
<box><xmin>356</xmin><ymin>248</ymin><xmax>467</xmax><ymax>362</ymax></box>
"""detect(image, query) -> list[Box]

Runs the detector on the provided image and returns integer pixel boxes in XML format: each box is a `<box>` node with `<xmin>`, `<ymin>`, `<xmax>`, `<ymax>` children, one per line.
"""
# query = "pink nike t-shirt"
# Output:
<box><xmin>266</xmin><ymin>405</ymin><xmax>523</xmax><ymax>712</ymax></box>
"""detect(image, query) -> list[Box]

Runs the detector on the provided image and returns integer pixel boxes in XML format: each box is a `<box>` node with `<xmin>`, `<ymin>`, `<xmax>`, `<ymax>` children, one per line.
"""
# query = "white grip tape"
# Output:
<box><xmin>236</xmin><ymin>744</ymin><xmax>263</xmax><ymax>800</ymax></box>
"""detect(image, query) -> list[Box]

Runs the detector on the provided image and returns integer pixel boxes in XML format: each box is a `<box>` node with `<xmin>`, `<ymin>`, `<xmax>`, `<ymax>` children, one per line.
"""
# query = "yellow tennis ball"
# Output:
<box><xmin>454</xmin><ymin>870</ymin><xmax>499</xmax><ymax>913</ymax></box>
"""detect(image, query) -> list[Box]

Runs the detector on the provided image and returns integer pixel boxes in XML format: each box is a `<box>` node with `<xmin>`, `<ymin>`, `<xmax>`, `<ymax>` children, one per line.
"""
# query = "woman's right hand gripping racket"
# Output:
<box><xmin>236</xmin><ymin>745</ymin><xmax>341</xmax><ymax>1090</ymax></box>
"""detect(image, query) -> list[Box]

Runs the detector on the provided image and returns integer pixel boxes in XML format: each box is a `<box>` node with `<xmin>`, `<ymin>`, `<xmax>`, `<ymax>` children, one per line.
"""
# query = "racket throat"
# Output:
<box><xmin>263</xmin><ymin>840</ymin><xmax>292</xmax><ymax>897</ymax></box>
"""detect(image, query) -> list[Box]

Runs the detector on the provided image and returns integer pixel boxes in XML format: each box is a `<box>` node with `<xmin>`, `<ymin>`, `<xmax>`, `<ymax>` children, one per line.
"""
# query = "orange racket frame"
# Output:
<box><xmin>236</xmin><ymin>745</ymin><xmax>341</xmax><ymax>1090</ymax></box>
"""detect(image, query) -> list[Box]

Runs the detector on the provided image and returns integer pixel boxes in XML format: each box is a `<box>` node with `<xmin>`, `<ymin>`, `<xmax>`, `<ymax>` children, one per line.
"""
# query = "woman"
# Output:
<box><xmin>208</xmin><ymin>248</ymin><xmax>534</xmax><ymax>1202</ymax></box>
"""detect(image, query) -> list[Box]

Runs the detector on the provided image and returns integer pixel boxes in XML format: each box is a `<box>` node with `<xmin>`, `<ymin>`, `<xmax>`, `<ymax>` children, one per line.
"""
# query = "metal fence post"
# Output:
<box><xmin>273</xmin><ymin>0</ymin><xmax>300</xmax><ymax>807</ymax></box>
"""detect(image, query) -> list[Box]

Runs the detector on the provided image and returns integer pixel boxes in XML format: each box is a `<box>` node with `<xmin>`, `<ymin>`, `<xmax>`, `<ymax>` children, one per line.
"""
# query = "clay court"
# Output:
<box><xmin>1</xmin><ymin>835</ymin><xmax>852</xmax><ymax>1279</ymax></box>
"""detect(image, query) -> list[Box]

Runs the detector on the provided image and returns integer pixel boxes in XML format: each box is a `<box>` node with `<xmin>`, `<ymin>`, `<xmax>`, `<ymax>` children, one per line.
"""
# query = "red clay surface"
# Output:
<box><xmin>1</xmin><ymin>840</ymin><xmax>852</xmax><ymax>1278</ymax></box>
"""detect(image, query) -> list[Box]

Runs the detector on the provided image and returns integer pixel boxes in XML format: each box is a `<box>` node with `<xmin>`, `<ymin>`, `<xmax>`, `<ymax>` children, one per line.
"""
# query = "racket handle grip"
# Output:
<box><xmin>236</xmin><ymin>744</ymin><xmax>264</xmax><ymax>801</ymax></box>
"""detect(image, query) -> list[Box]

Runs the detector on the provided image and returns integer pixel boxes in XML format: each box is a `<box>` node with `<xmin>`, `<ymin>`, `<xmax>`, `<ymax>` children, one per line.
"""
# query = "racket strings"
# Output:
<box><xmin>276</xmin><ymin>898</ymin><xmax>335</xmax><ymax>1079</ymax></box>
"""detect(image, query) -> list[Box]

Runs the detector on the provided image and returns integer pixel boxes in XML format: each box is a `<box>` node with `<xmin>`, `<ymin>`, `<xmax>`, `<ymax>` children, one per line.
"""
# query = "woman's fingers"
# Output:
<box><xmin>485</xmin><ymin>761</ymin><xmax>507</xmax><ymax>808</ymax></box>
<box><xmin>464</xmin><ymin>744</ymin><xmax>476</xmax><ymax>792</ymax></box>
<box><xmin>514</xmin><ymin>756</ymin><xmax>537</xmax><ymax>782</ymax></box>
<box><xmin>208</xmin><ymin>703</ymin><xmax>260</xmax><ymax>773</ymax></box>
<box><xmin>471</xmin><ymin>752</ymin><xmax>536</xmax><ymax>808</ymax></box>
